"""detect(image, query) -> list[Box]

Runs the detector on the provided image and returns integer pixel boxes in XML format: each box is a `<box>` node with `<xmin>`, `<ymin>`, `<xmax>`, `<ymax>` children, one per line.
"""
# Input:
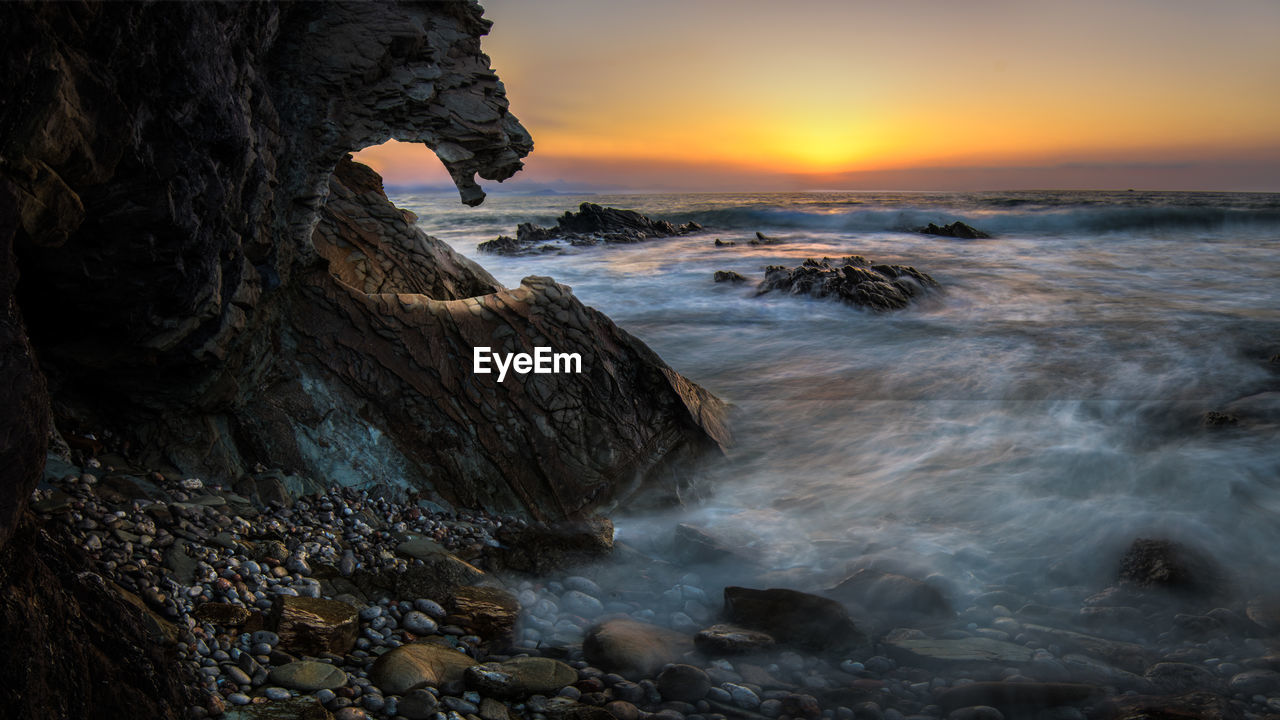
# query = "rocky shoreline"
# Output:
<box><xmin>16</xmin><ymin>434</ymin><xmax>1280</xmax><ymax>720</ymax></box>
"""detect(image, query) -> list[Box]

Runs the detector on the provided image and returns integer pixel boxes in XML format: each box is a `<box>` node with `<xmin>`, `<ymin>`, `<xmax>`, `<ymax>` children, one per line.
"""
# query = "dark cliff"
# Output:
<box><xmin>1</xmin><ymin>0</ymin><xmax>728</xmax><ymax>533</ymax></box>
<box><xmin>0</xmin><ymin>2</ymin><xmax>727</xmax><ymax>715</ymax></box>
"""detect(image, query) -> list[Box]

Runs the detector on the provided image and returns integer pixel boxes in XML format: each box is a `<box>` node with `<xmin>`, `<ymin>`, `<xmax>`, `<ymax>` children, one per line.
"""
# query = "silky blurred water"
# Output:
<box><xmin>396</xmin><ymin>189</ymin><xmax>1280</xmax><ymax>597</ymax></box>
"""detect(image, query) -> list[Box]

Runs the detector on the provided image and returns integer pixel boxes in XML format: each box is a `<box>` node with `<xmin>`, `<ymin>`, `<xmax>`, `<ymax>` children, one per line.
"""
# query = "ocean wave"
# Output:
<box><xmin>684</xmin><ymin>204</ymin><xmax>1280</xmax><ymax>236</ymax></box>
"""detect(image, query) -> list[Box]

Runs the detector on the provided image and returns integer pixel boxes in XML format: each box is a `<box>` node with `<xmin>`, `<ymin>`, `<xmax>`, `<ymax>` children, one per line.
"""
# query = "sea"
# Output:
<box><xmin>393</xmin><ymin>189</ymin><xmax>1280</xmax><ymax>601</ymax></box>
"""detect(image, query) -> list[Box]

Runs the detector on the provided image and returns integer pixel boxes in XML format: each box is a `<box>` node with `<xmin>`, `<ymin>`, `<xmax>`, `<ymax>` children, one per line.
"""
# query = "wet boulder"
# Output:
<box><xmin>826</xmin><ymin>568</ymin><xmax>953</xmax><ymax>620</ymax></box>
<box><xmin>918</xmin><ymin>221</ymin><xmax>992</xmax><ymax>239</ymax></box>
<box><xmin>756</xmin><ymin>256</ymin><xmax>938</xmax><ymax>311</ymax></box>
<box><xmin>1118</xmin><ymin>538</ymin><xmax>1220</xmax><ymax>597</ymax></box>
<box><xmin>723</xmin><ymin>586</ymin><xmax>866</xmax><ymax>652</ymax></box>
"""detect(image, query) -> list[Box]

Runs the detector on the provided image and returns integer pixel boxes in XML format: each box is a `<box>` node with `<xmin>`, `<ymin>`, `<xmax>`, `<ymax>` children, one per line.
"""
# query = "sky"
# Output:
<box><xmin>354</xmin><ymin>0</ymin><xmax>1280</xmax><ymax>192</ymax></box>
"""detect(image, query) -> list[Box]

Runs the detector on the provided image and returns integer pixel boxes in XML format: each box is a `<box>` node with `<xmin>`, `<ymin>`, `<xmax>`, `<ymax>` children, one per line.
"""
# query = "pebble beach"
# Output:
<box><xmin>28</xmin><ymin>428</ymin><xmax>1280</xmax><ymax>720</ymax></box>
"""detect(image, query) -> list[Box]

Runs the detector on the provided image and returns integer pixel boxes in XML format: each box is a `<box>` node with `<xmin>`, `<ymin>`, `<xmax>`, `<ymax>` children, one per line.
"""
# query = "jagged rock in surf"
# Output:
<box><xmin>918</xmin><ymin>221</ymin><xmax>992</xmax><ymax>239</ymax></box>
<box><xmin>713</xmin><ymin>270</ymin><xmax>747</xmax><ymax>283</ymax></box>
<box><xmin>1118</xmin><ymin>538</ymin><xmax>1221</xmax><ymax>598</ymax></box>
<box><xmin>478</xmin><ymin>202</ymin><xmax>702</xmax><ymax>254</ymax></box>
<box><xmin>756</xmin><ymin>255</ymin><xmax>938</xmax><ymax>311</ymax></box>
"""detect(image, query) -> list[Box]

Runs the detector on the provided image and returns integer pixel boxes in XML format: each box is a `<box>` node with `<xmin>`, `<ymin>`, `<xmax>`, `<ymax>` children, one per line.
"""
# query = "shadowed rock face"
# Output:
<box><xmin>0</xmin><ymin>3</ymin><xmax>727</xmax><ymax>715</ymax></box>
<box><xmin>234</xmin><ymin>158</ymin><xmax>729</xmax><ymax>519</ymax></box>
<box><xmin>0</xmin><ymin>0</ymin><xmax>726</xmax><ymax>525</ymax></box>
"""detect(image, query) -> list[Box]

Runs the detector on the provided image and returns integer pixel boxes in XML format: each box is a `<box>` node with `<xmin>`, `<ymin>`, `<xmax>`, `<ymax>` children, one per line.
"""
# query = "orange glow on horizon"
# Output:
<box><xmin>355</xmin><ymin>0</ymin><xmax>1280</xmax><ymax>191</ymax></box>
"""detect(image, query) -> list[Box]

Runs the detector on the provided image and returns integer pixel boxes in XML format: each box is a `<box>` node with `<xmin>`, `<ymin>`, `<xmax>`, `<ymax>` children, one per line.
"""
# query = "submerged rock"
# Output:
<box><xmin>934</xmin><ymin>682</ymin><xmax>1099</xmax><ymax>714</ymax></box>
<box><xmin>478</xmin><ymin>203</ymin><xmax>701</xmax><ymax>254</ymax></box>
<box><xmin>883</xmin><ymin>631</ymin><xmax>1033</xmax><ymax>669</ymax></box>
<box><xmin>694</xmin><ymin>624</ymin><xmax>776</xmax><ymax>655</ymax></box>
<box><xmin>826</xmin><ymin>568</ymin><xmax>954</xmax><ymax>620</ymax></box>
<box><xmin>756</xmin><ymin>256</ymin><xmax>939</xmax><ymax>311</ymax></box>
<box><xmin>1118</xmin><ymin>538</ymin><xmax>1220</xmax><ymax>597</ymax></box>
<box><xmin>722</xmin><ymin>586</ymin><xmax>866</xmax><ymax>652</ymax></box>
<box><xmin>486</xmin><ymin>517</ymin><xmax>614</xmax><ymax>574</ymax></box>
<box><xmin>918</xmin><ymin>221</ymin><xmax>992</xmax><ymax>239</ymax></box>
<box><xmin>714</xmin><ymin>270</ymin><xmax>747</xmax><ymax>283</ymax></box>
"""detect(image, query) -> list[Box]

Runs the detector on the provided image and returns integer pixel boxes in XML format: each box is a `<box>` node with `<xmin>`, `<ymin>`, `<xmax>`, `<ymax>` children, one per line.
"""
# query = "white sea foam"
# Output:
<box><xmin>399</xmin><ymin>189</ymin><xmax>1280</xmax><ymax>600</ymax></box>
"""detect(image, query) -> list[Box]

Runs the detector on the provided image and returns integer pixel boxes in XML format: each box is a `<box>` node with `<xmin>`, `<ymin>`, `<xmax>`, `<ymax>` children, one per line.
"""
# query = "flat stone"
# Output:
<box><xmin>395</xmin><ymin>538</ymin><xmax>448</xmax><ymax>561</ymax></box>
<box><xmin>694</xmin><ymin>624</ymin><xmax>775</xmax><ymax>655</ymax></box>
<box><xmin>466</xmin><ymin>657</ymin><xmax>577</xmax><ymax>698</ymax></box>
<box><xmin>222</xmin><ymin>697</ymin><xmax>334</xmax><ymax>720</ymax></box>
<box><xmin>369</xmin><ymin>641</ymin><xmax>475</xmax><ymax>695</ymax></box>
<box><xmin>657</xmin><ymin>664</ymin><xmax>711</xmax><ymax>702</ymax></box>
<box><xmin>1019</xmin><ymin>624</ymin><xmax>1148</xmax><ymax>673</ymax></box>
<box><xmin>935</xmin><ymin>682</ymin><xmax>1100</xmax><ymax>713</ymax></box>
<box><xmin>826</xmin><ymin>569</ymin><xmax>952</xmax><ymax>618</ymax></box>
<box><xmin>194</xmin><ymin>602</ymin><xmax>253</xmax><ymax>626</ymax></box>
<box><xmin>883</xmin><ymin>631</ymin><xmax>1033</xmax><ymax>668</ymax></box>
<box><xmin>269</xmin><ymin>660</ymin><xmax>348</xmax><ymax>692</ymax></box>
<box><xmin>583</xmin><ymin>618</ymin><xmax>694</xmax><ymax>680</ymax></box>
<box><xmin>271</xmin><ymin>596</ymin><xmax>359</xmax><ymax>656</ymax></box>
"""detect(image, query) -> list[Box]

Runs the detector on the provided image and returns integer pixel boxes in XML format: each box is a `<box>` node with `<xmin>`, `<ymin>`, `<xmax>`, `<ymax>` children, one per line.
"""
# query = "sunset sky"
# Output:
<box><xmin>355</xmin><ymin>0</ymin><xmax>1280</xmax><ymax>192</ymax></box>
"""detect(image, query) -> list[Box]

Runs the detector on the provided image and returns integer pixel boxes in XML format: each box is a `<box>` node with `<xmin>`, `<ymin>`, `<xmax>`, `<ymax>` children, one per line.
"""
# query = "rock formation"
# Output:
<box><xmin>0</xmin><ymin>2</ymin><xmax>728</xmax><ymax>715</ymax></box>
<box><xmin>756</xmin><ymin>256</ymin><xmax>939</xmax><ymax>311</ymax></box>
<box><xmin>1</xmin><ymin>0</ymin><xmax>728</xmax><ymax>526</ymax></box>
<box><xmin>918</xmin><ymin>221</ymin><xmax>992</xmax><ymax>239</ymax></box>
<box><xmin>478</xmin><ymin>202</ymin><xmax>702</xmax><ymax>254</ymax></box>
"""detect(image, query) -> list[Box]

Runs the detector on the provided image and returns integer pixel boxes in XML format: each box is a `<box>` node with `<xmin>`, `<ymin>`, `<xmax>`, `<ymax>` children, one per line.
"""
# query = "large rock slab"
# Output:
<box><xmin>0</xmin><ymin>517</ymin><xmax>198</xmax><ymax>719</ymax></box>
<box><xmin>394</xmin><ymin>551</ymin><xmax>485</xmax><ymax>602</ymax></box>
<box><xmin>486</xmin><ymin>517</ymin><xmax>614</xmax><ymax>574</ymax></box>
<box><xmin>268</xmin><ymin>661</ymin><xmax>348</xmax><ymax>692</ymax></box>
<box><xmin>223</xmin><ymin>697</ymin><xmax>334</xmax><ymax>720</ymax></box>
<box><xmin>1019</xmin><ymin>624</ymin><xmax>1149</xmax><ymax>673</ymax></box>
<box><xmin>882</xmin><ymin>630</ymin><xmax>1033</xmax><ymax>669</ymax></box>
<box><xmin>1108</xmin><ymin>691</ymin><xmax>1247</xmax><ymax>720</ymax></box>
<box><xmin>270</xmin><ymin>596</ymin><xmax>359</xmax><ymax>656</ymax></box>
<box><xmin>583</xmin><ymin>619</ymin><xmax>694</xmax><ymax>679</ymax></box>
<box><xmin>450</xmin><ymin>585</ymin><xmax>520</xmax><ymax>647</ymax></box>
<box><xmin>826</xmin><ymin>568</ymin><xmax>953</xmax><ymax>619</ymax></box>
<box><xmin>756</xmin><ymin>256</ymin><xmax>938</xmax><ymax>311</ymax></box>
<box><xmin>370</xmin><ymin>642</ymin><xmax>476</xmax><ymax>695</ymax></box>
<box><xmin>465</xmin><ymin>657</ymin><xmax>577</xmax><ymax>698</ymax></box>
<box><xmin>1118</xmin><ymin>538</ymin><xmax>1220</xmax><ymax>597</ymax></box>
<box><xmin>723</xmin><ymin>586</ymin><xmax>866</xmax><ymax>652</ymax></box>
<box><xmin>935</xmin><ymin>682</ymin><xmax>1100</xmax><ymax>713</ymax></box>
<box><xmin>694</xmin><ymin>624</ymin><xmax>776</xmax><ymax>655</ymax></box>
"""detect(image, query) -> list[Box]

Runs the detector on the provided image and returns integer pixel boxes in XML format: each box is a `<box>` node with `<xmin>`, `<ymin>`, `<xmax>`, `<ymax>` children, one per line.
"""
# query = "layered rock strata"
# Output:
<box><xmin>0</xmin><ymin>2</ymin><xmax>729</xmax><ymax>716</ymax></box>
<box><xmin>1</xmin><ymin>0</ymin><xmax>727</xmax><ymax>528</ymax></box>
